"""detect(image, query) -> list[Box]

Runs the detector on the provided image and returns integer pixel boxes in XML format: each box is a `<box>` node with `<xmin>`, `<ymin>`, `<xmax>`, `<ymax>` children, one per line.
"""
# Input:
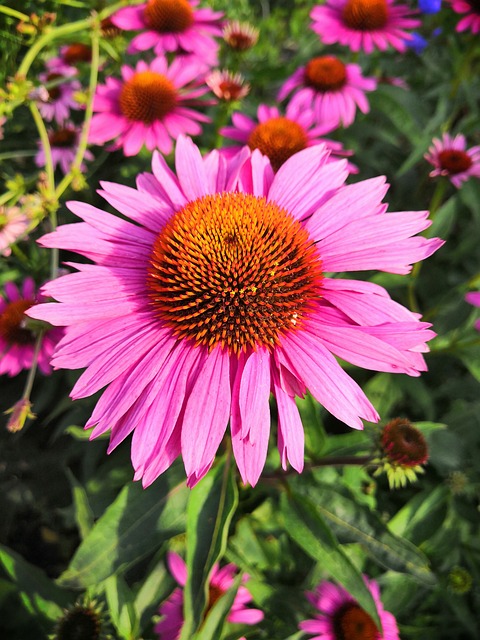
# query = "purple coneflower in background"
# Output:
<box><xmin>450</xmin><ymin>0</ymin><xmax>480</xmax><ymax>33</ymax></box>
<box><xmin>465</xmin><ymin>292</ymin><xmax>480</xmax><ymax>330</ymax></box>
<box><xmin>311</xmin><ymin>0</ymin><xmax>421</xmax><ymax>53</ymax></box>
<box><xmin>300</xmin><ymin>576</ymin><xmax>400</xmax><ymax>640</ymax></box>
<box><xmin>278</xmin><ymin>55</ymin><xmax>377</xmax><ymax>129</ymax></box>
<box><xmin>112</xmin><ymin>0</ymin><xmax>223</xmax><ymax>60</ymax></box>
<box><xmin>425</xmin><ymin>132</ymin><xmax>480</xmax><ymax>187</ymax></box>
<box><xmin>154</xmin><ymin>552</ymin><xmax>263</xmax><ymax>639</ymax></box>
<box><xmin>35</xmin><ymin>124</ymin><xmax>93</xmax><ymax>175</ymax></box>
<box><xmin>220</xmin><ymin>103</ymin><xmax>341</xmax><ymax>172</ymax></box>
<box><xmin>0</xmin><ymin>278</ymin><xmax>62</xmax><ymax>377</ymax></box>
<box><xmin>88</xmin><ymin>57</ymin><xmax>212</xmax><ymax>156</ymax></box>
<box><xmin>0</xmin><ymin>206</ymin><xmax>30</xmax><ymax>257</ymax></box>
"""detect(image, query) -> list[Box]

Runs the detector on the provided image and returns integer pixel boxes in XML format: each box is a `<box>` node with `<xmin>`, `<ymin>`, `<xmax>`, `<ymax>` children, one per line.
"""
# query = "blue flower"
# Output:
<box><xmin>418</xmin><ymin>0</ymin><xmax>442</xmax><ymax>14</ymax></box>
<box><xmin>406</xmin><ymin>32</ymin><xmax>429</xmax><ymax>54</ymax></box>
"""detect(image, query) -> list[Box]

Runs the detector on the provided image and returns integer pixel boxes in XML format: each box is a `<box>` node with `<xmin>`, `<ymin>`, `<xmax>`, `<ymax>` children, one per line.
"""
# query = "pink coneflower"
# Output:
<box><xmin>222</xmin><ymin>20</ymin><xmax>259</xmax><ymax>50</ymax></box>
<box><xmin>111</xmin><ymin>0</ymin><xmax>223</xmax><ymax>59</ymax></box>
<box><xmin>88</xmin><ymin>57</ymin><xmax>211</xmax><ymax>157</ymax></box>
<box><xmin>0</xmin><ymin>278</ymin><xmax>62</xmax><ymax>377</ymax></box>
<box><xmin>154</xmin><ymin>552</ymin><xmax>263</xmax><ymax>639</ymax></box>
<box><xmin>29</xmin><ymin>137</ymin><xmax>442</xmax><ymax>487</ymax></box>
<box><xmin>424</xmin><ymin>133</ymin><xmax>480</xmax><ymax>188</ymax></box>
<box><xmin>311</xmin><ymin>0</ymin><xmax>421</xmax><ymax>53</ymax></box>
<box><xmin>278</xmin><ymin>55</ymin><xmax>377</xmax><ymax>129</ymax></box>
<box><xmin>465</xmin><ymin>292</ymin><xmax>480</xmax><ymax>330</ymax></box>
<box><xmin>300</xmin><ymin>576</ymin><xmax>400</xmax><ymax>640</ymax></box>
<box><xmin>450</xmin><ymin>0</ymin><xmax>480</xmax><ymax>33</ymax></box>
<box><xmin>220</xmin><ymin>104</ymin><xmax>342</xmax><ymax>172</ymax></box>
<box><xmin>0</xmin><ymin>206</ymin><xmax>30</xmax><ymax>257</ymax></box>
<box><xmin>206</xmin><ymin>69</ymin><xmax>250</xmax><ymax>101</ymax></box>
<box><xmin>36</xmin><ymin>68</ymin><xmax>82</xmax><ymax>124</ymax></box>
<box><xmin>45</xmin><ymin>44</ymin><xmax>92</xmax><ymax>76</ymax></box>
<box><xmin>35</xmin><ymin>124</ymin><xmax>93</xmax><ymax>175</ymax></box>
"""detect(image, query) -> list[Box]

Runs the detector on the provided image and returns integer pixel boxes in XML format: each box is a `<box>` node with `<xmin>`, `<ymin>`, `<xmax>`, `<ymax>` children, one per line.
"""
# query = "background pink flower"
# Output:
<box><xmin>278</xmin><ymin>55</ymin><xmax>377</xmax><ymax>128</ymax></box>
<box><xmin>36</xmin><ymin>67</ymin><xmax>82</xmax><ymax>124</ymax></box>
<box><xmin>0</xmin><ymin>278</ymin><xmax>62</xmax><ymax>377</ymax></box>
<box><xmin>154</xmin><ymin>552</ymin><xmax>263</xmax><ymax>639</ymax></box>
<box><xmin>220</xmin><ymin>103</ymin><xmax>343</xmax><ymax>172</ymax></box>
<box><xmin>424</xmin><ymin>133</ymin><xmax>480</xmax><ymax>188</ymax></box>
<box><xmin>311</xmin><ymin>0</ymin><xmax>420</xmax><ymax>53</ymax></box>
<box><xmin>35</xmin><ymin>124</ymin><xmax>93</xmax><ymax>175</ymax></box>
<box><xmin>300</xmin><ymin>576</ymin><xmax>400</xmax><ymax>640</ymax></box>
<box><xmin>450</xmin><ymin>0</ymin><xmax>480</xmax><ymax>32</ymax></box>
<box><xmin>28</xmin><ymin>138</ymin><xmax>442</xmax><ymax>488</ymax></box>
<box><xmin>465</xmin><ymin>292</ymin><xmax>480</xmax><ymax>330</ymax></box>
<box><xmin>88</xmin><ymin>57</ymin><xmax>211</xmax><ymax>156</ymax></box>
<box><xmin>112</xmin><ymin>0</ymin><xmax>223</xmax><ymax>63</ymax></box>
<box><xmin>0</xmin><ymin>205</ymin><xmax>30</xmax><ymax>257</ymax></box>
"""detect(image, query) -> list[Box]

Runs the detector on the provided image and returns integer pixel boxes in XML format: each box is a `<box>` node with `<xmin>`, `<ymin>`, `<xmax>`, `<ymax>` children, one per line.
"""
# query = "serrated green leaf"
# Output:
<box><xmin>57</xmin><ymin>465</ymin><xmax>189</xmax><ymax>589</ymax></box>
<box><xmin>180</xmin><ymin>459</ymin><xmax>238</xmax><ymax>639</ymax></box>
<box><xmin>280</xmin><ymin>492</ymin><xmax>382</xmax><ymax>631</ymax></box>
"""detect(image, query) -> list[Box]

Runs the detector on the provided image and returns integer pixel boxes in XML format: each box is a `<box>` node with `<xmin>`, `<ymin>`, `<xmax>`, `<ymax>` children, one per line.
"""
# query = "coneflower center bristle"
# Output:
<box><xmin>147</xmin><ymin>192</ymin><xmax>323</xmax><ymax>354</ymax></box>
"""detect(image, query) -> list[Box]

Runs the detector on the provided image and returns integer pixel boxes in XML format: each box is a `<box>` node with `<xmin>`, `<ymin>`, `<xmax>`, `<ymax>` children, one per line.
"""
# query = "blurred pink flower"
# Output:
<box><xmin>425</xmin><ymin>133</ymin><xmax>480</xmax><ymax>188</ymax></box>
<box><xmin>300</xmin><ymin>576</ymin><xmax>400</xmax><ymax>640</ymax></box>
<box><xmin>278</xmin><ymin>55</ymin><xmax>377</xmax><ymax>128</ymax></box>
<box><xmin>0</xmin><ymin>206</ymin><xmax>30</xmax><ymax>257</ymax></box>
<box><xmin>0</xmin><ymin>116</ymin><xmax>6</xmax><ymax>140</ymax></box>
<box><xmin>450</xmin><ymin>0</ymin><xmax>480</xmax><ymax>33</ymax></box>
<box><xmin>36</xmin><ymin>68</ymin><xmax>82</xmax><ymax>124</ymax></box>
<box><xmin>220</xmin><ymin>103</ymin><xmax>343</xmax><ymax>172</ymax></box>
<box><xmin>154</xmin><ymin>552</ymin><xmax>263</xmax><ymax>639</ymax></box>
<box><xmin>112</xmin><ymin>0</ymin><xmax>223</xmax><ymax>61</ymax></box>
<box><xmin>29</xmin><ymin>137</ymin><xmax>442</xmax><ymax>487</ymax></box>
<box><xmin>0</xmin><ymin>278</ymin><xmax>62</xmax><ymax>377</ymax></box>
<box><xmin>311</xmin><ymin>0</ymin><xmax>420</xmax><ymax>53</ymax></box>
<box><xmin>222</xmin><ymin>20</ymin><xmax>259</xmax><ymax>50</ymax></box>
<box><xmin>206</xmin><ymin>69</ymin><xmax>250</xmax><ymax>101</ymax></box>
<box><xmin>465</xmin><ymin>292</ymin><xmax>480</xmax><ymax>330</ymax></box>
<box><xmin>88</xmin><ymin>57</ymin><xmax>211</xmax><ymax>157</ymax></box>
<box><xmin>35</xmin><ymin>124</ymin><xmax>93</xmax><ymax>175</ymax></box>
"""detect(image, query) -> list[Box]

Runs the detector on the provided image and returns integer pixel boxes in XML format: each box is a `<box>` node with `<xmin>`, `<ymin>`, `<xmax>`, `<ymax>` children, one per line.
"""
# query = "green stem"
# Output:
<box><xmin>17</xmin><ymin>1</ymin><xmax>142</xmax><ymax>79</ymax></box>
<box><xmin>29</xmin><ymin>102</ymin><xmax>55</xmax><ymax>197</ymax></box>
<box><xmin>22</xmin><ymin>331</ymin><xmax>44</xmax><ymax>400</ymax></box>
<box><xmin>262</xmin><ymin>455</ymin><xmax>374</xmax><ymax>480</ymax></box>
<box><xmin>407</xmin><ymin>178</ymin><xmax>448</xmax><ymax>313</ymax></box>
<box><xmin>55</xmin><ymin>24</ymin><xmax>100</xmax><ymax>199</ymax></box>
<box><xmin>0</xmin><ymin>5</ymin><xmax>30</xmax><ymax>21</ymax></box>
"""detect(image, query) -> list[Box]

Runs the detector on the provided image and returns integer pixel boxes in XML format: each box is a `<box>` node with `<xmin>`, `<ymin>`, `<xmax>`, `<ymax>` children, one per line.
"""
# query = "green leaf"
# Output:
<box><xmin>191</xmin><ymin>573</ymin><xmax>242</xmax><ymax>640</ymax></box>
<box><xmin>57</xmin><ymin>465</ymin><xmax>189</xmax><ymax>589</ymax></box>
<box><xmin>134</xmin><ymin>559</ymin><xmax>173</xmax><ymax>634</ymax></box>
<box><xmin>364</xmin><ymin>373</ymin><xmax>403</xmax><ymax>417</ymax></box>
<box><xmin>280</xmin><ymin>492</ymin><xmax>382</xmax><ymax>631</ymax></box>
<box><xmin>388</xmin><ymin>486</ymin><xmax>449</xmax><ymax>545</ymax></box>
<box><xmin>296</xmin><ymin>480</ymin><xmax>436</xmax><ymax>585</ymax></box>
<box><xmin>0</xmin><ymin>544</ymin><xmax>71</xmax><ymax>622</ymax></box>
<box><xmin>105</xmin><ymin>575</ymin><xmax>138</xmax><ymax>640</ymax></box>
<box><xmin>180</xmin><ymin>459</ymin><xmax>238</xmax><ymax>639</ymax></box>
<box><xmin>66</xmin><ymin>469</ymin><xmax>95</xmax><ymax>540</ymax></box>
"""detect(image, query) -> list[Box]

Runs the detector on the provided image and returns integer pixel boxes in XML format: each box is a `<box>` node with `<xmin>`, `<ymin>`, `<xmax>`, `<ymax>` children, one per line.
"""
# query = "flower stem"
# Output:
<box><xmin>0</xmin><ymin>5</ymin><xmax>30</xmax><ymax>21</ymax></box>
<box><xmin>55</xmin><ymin>20</ymin><xmax>101</xmax><ymax>199</ymax></box>
<box><xmin>29</xmin><ymin>102</ymin><xmax>55</xmax><ymax>197</ymax></box>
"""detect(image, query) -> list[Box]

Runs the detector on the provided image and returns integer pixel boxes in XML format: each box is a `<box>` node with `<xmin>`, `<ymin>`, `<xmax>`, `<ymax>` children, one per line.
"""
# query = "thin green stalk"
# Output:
<box><xmin>29</xmin><ymin>102</ymin><xmax>55</xmax><ymax>197</ymax></box>
<box><xmin>0</xmin><ymin>5</ymin><xmax>29</xmax><ymax>21</ymax></box>
<box><xmin>17</xmin><ymin>1</ymin><xmax>142</xmax><ymax>78</ymax></box>
<box><xmin>22</xmin><ymin>332</ymin><xmax>44</xmax><ymax>401</ymax></box>
<box><xmin>407</xmin><ymin>178</ymin><xmax>448</xmax><ymax>312</ymax></box>
<box><xmin>55</xmin><ymin>25</ymin><xmax>101</xmax><ymax>199</ymax></box>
